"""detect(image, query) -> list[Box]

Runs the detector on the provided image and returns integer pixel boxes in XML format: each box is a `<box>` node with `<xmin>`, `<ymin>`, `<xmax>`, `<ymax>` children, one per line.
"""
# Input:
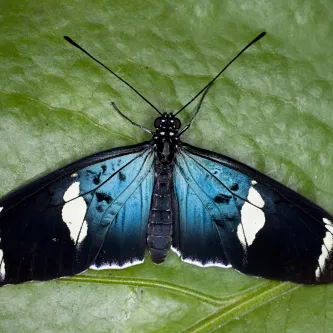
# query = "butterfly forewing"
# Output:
<box><xmin>92</xmin><ymin>152</ymin><xmax>154</xmax><ymax>269</ymax></box>
<box><xmin>174</xmin><ymin>143</ymin><xmax>333</xmax><ymax>284</ymax></box>
<box><xmin>0</xmin><ymin>142</ymin><xmax>154</xmax><ymax>285</ymax></box>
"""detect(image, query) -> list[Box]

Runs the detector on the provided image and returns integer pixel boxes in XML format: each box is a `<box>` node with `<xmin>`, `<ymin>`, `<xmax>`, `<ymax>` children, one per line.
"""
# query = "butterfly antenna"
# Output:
<box><xmin>174</xmin><ymin>32</ymin><xmax>266</xmax><ymax>116</ymax></box>
<box><xmin>64</xmin><ymin>36</ymin><xmax>162</xmax><ymax>116</ymax></box>
<box><xmin>111</xmin><ymin>102</ymin><xmax>153</xmax><ymax>134</ymax></box>
<box><xmin>177</xmin><ymin>82</ymin><xmax>214</xmax><ymax>137</ymax></box>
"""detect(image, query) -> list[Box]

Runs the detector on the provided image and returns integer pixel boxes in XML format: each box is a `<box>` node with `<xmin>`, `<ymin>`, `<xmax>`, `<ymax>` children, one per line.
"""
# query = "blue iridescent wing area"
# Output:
<box><xmin>0</xmin><ymin>142</ymin><xmax>154</xmax><ymax>285</ymax></box>
<box><xmin>173</xmin><ymin>143</ymin><xmax>333</xmax><ymax>284</ymax></box>
<box><xmin>172</xmin><ymin>164</ymin><xmax>229</xmax><ymax>268</ymax></box>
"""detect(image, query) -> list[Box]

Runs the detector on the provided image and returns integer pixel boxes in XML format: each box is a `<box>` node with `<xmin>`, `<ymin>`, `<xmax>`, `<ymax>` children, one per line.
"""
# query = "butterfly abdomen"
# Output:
<box><xmin>147</xmin><ymin>162</ymin><xmax>174</xmax><ymax>264</ymax></box>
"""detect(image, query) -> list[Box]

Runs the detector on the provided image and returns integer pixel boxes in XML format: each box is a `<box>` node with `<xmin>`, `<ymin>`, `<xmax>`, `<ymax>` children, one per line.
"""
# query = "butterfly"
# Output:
<box><xmin>0</xmin><ymin>32</ymin><xmax>332</xmax><ymax>287</ymax></box>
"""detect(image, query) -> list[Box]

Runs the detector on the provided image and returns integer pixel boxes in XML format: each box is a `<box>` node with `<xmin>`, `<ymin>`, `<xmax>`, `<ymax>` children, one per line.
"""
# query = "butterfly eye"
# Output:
<box><xmin>154</xmin><ymin>117</ymin><xmax>162</xmax><ymax>128</ymax></box>
<box><xmin>173</xmin><ymin>118</ymin><xmax>181</xmax><ymax>129</ymax></box>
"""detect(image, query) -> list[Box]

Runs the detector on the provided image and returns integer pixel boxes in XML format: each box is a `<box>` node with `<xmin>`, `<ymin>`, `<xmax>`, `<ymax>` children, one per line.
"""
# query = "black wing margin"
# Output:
<box><xmin>173</xmin><ymin>142</ymin><xmax>333</xmax><ymax>284</ymax></box>
<box><xmin>0</xmin><ymin>142</ymin><xmax>154</xmax><ymax>285</ymax></box>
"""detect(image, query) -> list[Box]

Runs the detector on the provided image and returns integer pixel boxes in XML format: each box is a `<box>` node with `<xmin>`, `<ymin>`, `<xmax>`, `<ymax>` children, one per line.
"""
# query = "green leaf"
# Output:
<box><xmin>1</xmin><ymin>0</ymin><xmax>333</xmax><ymax>332</ymax></box>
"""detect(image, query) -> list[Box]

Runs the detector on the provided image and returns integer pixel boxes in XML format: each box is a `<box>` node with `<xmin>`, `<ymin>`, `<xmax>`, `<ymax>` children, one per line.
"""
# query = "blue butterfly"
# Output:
<box><xmin>0</xmin><ymin>32</ymin><xmax>332</xmax><ymax>286</ymax></box>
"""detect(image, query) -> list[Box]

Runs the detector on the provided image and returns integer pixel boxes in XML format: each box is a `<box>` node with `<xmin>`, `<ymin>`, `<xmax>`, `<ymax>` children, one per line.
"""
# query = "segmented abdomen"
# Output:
<box><xmin>147</xmin><ymin>163</ymin><xmax>173</xmax><ymax>264</ymax></box>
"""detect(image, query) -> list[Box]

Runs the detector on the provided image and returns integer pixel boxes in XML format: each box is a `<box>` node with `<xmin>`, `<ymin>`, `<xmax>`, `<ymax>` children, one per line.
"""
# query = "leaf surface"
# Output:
<box><xmin>1</xmin><ymin>0</ymin><xmax>333</xmax><ymax>332</ymax></box>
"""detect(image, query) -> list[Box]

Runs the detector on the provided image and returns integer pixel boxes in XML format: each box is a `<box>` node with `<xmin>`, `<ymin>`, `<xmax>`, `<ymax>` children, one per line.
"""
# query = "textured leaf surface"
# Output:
<box><xmin>1</xmin><ymin>0</ymin><xmax>333</xmax><ymax>332</ymax></box>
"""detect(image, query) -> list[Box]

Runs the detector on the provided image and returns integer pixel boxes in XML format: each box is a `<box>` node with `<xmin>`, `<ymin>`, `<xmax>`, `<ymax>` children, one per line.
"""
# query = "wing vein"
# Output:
<box><xmin>175</xmin><ymin>156</ymin><xmax>221</xmax><ymax>225</ymax></box>
<box><xmin>90</xmin><ymin>152</ymin><xmax>154</xmax><ymax>264</ymax></box>
<box><xmin>59</xmin><ymin>148</ymin><xmax>151</xmax><ymax>206</ymax></box>
<box><xmin>181</xmin><ymin>150</ymin><xmax>267</xmax><ymax>211</ymax></box>
<box><xmin>184</xmin><ymin>147</ymin><xmax>331</xmax><ymax>228</ymax></box>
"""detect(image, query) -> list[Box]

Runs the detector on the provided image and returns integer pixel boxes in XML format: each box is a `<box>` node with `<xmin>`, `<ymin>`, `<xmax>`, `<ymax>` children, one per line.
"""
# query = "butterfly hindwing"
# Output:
<box><xmin>174</xmin><ymin>143</ymin><xmax>333</xmax><ymax>284</ymax></box>
<box><xmin>0</xmin><ymin>142</ymin><xmax>154</xmax><ymax>285</ymax></box>
<box><xmin>173</xmin><ymin>152</ymin><xmax>229</xmax><ymax>267</ymax></box>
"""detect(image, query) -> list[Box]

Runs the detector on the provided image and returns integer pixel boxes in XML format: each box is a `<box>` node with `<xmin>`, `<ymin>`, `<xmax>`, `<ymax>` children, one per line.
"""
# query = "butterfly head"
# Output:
<box><xmin>153</xmin><ymin>113</ymin><xmax>181</xmax><ymax>164</ymax></box>
<box><xmin>154</xmin><ymin>113</ymin><xmax>181</xmax><ymax>136</ymax></box>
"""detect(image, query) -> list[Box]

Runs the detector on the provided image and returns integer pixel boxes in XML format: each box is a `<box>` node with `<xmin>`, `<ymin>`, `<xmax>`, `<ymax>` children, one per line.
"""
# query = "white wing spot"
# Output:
<box><xmin>0</xmin><ymin>207</ymin><xmax>3</xmax><ymax>213</ymax></box>
<box><xmin>71</xmin><ymin>173</ymin><xmax>78</xmax><ymax>178</ymax></box>
<box><xmin>237</xmin><ymin>187</ymin><xmax>265</xmax><ymax>250</ymax></box>
<box><xmin>170</xmin><ymin>246</ymin><xmax>181</xmax><ymax>257</ymax></box>
<box><xmin>323</xmin><ymin>218</ymin><xmax>333</xmax><ymax>233</ymax></box>
<box><xmin>78</xmin><ymin>220</ymin><xmax>88</xmax><ymax>244</ymax></box>
<box><xmin>62</xmin><ymin>182</ymin><xmax>88</xmax><ymax>245</ymax></box>
<box><xmin>182</xmin><ymin>257</ymin><xmax>231</xmax><ymax>268</ymax></box>
<box><xmin>315</xmin><ymin>218</ymin><xmax>333</xmax><ymax>279</ymax></box>
<box><xmin>171</xmin><ymin>247</ymin><xmax>231</xmax><ymax>268</ymax></box>
<box><xmin>0</xmin><ymin>249</ymin><xmax>5</xmax><ymax>279</ymax></box>
<box><xmin>247</xmin><ymin>186</ymin><xmax>265</xmax><ymax>208</ymax></box>
<box><xmin>63</xmin><ymin>182</ymin><xmax>80</xmax><ymax>202</ymax></box>
<box><xmin>251</xmin><ymin>180</ymin><xmax>257</xmax><ymax>185</ymax></box>
<box><xmin>90</xmin><ymin>259</ymin><xmax>144</xmax><ymax>270</ymax></box>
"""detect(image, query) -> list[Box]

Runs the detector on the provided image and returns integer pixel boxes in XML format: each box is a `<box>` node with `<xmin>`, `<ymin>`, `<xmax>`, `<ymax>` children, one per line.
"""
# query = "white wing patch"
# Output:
<box><xmin>78</xmin><ymin>219</ymin><xmax>88</xmax><ymax>244</ymax></box>
<box><xmin>315</xmin><ymin>218</ymin><xmax>333</xmax><ymax>279</ymax></box>
<box><xmin>0</xmin><ymin>249</ymin><xmax>5</xmax><ymax>279</ymax></box>
<box><xmin>237</xmin><ymin>185</ymin><xmax>265</xmax><ymax>250</ymax></box>
<box><xmin>170</xmin><ymin>246</ymin><xmax>181</xmax><ymax>257</ymax></box>
<box><xmin>63</xmin><ymin>182</ymin><xmax>80</xmax><ymax>202</ymax></box>
<box><xmin>0</xmin><ymin>207</ymin><xmax>3</xmax><ymax>213</ymax></box>
<box><xmin>62</xmin><ymin>182</ymin><xmax>88</xmax><ymax>245</ymax></box>
<box><xmin>90</xmin><ymin>259</ymin><xmax>144</xmax><ymax>270</ymax></box>
<box><xmin>171</xmin><ymin>247</ymin><xmax>231</xmax><ymax>268</ymax></box>
<box><xmin>182</xmin><ymin>257</ymin><xmax>231</xmax><ymax>268</ymax></box>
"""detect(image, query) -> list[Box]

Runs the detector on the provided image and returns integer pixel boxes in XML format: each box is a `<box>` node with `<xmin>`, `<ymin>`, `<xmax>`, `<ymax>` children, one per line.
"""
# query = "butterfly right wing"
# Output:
<box><xmin>172</xmin><ymin>143</ymin><xmax>333</xmax><ymax>284</ymax></box>
<box><xmin>0</xmin><ymin>142</ymin><xmax>154</xmax><ymax>285</ymax></box>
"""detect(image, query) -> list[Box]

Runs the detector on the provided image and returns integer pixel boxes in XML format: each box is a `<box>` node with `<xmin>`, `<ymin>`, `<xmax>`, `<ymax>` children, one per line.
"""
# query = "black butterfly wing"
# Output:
<box><xmin>0</xmin><ymin>142</ymin><xmax>154</xmax><ymax>285</ymax></box>
<box><xmin>173</xmin><ymin>142</ymin><xmax>333</xmax><ymax>284</ymax></box>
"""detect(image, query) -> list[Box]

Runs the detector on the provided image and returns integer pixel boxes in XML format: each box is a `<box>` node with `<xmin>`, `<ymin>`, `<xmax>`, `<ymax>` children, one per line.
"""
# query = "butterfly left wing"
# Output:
<box><xmin>173</xmin><ymin>142</ymin><xmax>333</xmax><ymax>284</ymax></box>
<box><xmin>0</xmin><ymin>142</ymin><xmax>154</xmax><ymax>285</ymax></box>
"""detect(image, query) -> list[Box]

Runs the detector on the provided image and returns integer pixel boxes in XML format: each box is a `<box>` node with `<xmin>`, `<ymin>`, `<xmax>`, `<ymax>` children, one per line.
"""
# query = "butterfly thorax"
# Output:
<box><xmin>153</xmin><ymin>113</ymin><xmax>181</xmax><ymax>165</ymax></box>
